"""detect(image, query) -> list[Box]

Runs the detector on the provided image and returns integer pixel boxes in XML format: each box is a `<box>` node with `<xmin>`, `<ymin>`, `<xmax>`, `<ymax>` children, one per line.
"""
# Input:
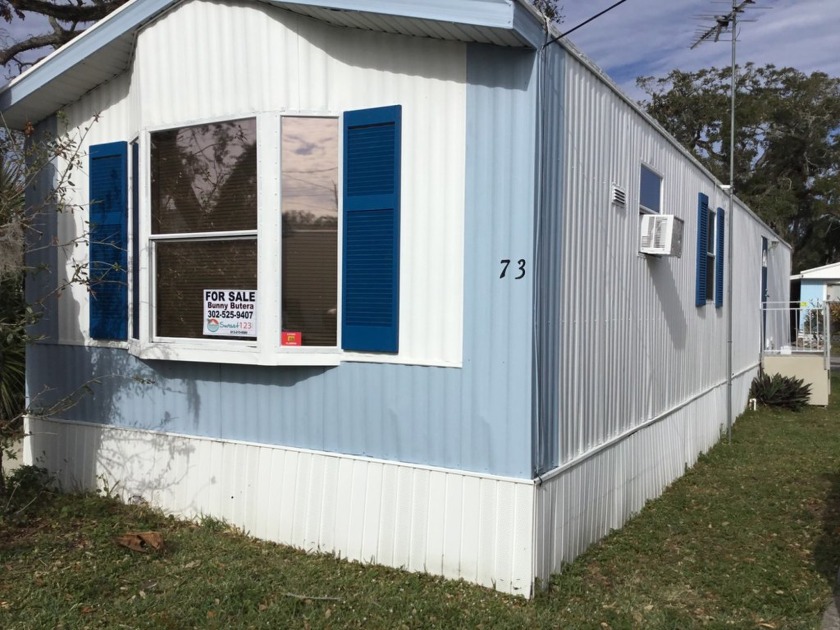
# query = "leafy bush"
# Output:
<box><xmin>749</xmin><ymin>370</ymin><xmax>812</xmax><ymax>411</ymax></box>
<box><xmin>1</xmin><ymin>465</ymin><xmax>53</xmax><ymax>523</ymax></box>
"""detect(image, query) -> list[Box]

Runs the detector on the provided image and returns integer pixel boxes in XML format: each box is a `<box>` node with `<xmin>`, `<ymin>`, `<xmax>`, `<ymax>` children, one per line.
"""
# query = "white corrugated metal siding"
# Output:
<box><xmin>535</xmin><ymin>380</ymin><xmax>726</xmax><ymax>582</ymax></box>
<box><xmin>533</xmin><ymin>49</ymin><xmax>792</xmax><ymax>583</ymax></box>
<box><xmin>553</xmin><ymin>53</ymin><xmax>784</xmax><ymax>464</ymax></box>
<box><xmin>26</xmin><ymin>416</ymin><xmax>536</xmax><ymax>596</ymax></box>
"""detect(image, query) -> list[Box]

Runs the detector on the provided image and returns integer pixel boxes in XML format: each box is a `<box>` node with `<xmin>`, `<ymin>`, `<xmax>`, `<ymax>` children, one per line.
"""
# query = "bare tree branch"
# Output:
<box><xmin>0</xmin><ymin>0</ymin><xmax>127</xmax><ymax>70</ymax></box>
<box><xmin>2</xmin><ymin>0</ymin><xmax>128</xmax><ymax>24</ymax></box>
<box><xmin>0</xmin><ymin>27</ymin><xmax>73</xmax><ymax>65</ymax></box>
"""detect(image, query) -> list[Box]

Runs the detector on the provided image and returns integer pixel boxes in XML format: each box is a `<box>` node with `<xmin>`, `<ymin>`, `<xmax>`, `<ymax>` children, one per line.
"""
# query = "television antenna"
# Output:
<box><xmin>690</xmin><ymin>1</ymin><xmax>767</xmax><ymax>50</ymax></box>
<box><xmin>690</xmin><ymin>0</ymin><xmax>769</xmax><ymax>446</ymax></box>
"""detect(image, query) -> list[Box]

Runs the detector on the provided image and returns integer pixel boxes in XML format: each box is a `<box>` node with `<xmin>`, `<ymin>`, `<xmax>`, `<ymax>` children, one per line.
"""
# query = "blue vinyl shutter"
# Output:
<box><xmin>341</xmin><ymin>105</ymin><xmax>401</xmax><ymax>353</ymax></box>
<box><xmin>89</xmin><ymin>142</ymin><xmax>128</xmax><ymax>340</ymax></box>
<box><xmin>695</xmin><ymin>192</ymin><xmax>709</xmax><ymax>307</ymax></box>
<box><xmin>715</xmin><ymin>207</ymin><xmax>725</xmax><ymax>308</ymax></box>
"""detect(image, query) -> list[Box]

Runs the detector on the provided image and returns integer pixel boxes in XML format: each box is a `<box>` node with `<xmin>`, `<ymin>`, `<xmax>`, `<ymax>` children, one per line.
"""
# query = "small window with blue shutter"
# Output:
<box><xmin>89</xmin><ymin>141</ymin><xmax>128</xmax><ymax>340</ymax></box>
<box><xmin>695</xmin><ymin>194</ymin><xmax>724</xmax><ymax>308</ymax></box>
<box><xmin>341</xmin><ymin>105</ymin><xmax>401</xmax><ymax>353</ymax></box>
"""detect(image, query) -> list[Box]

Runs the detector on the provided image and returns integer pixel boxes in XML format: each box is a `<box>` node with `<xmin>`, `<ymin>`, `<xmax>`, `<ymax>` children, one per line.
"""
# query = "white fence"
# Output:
<box><xmin>762</xmin><ymin>300</ymin><xmax>833</xmax><ymax>367</ymax></box>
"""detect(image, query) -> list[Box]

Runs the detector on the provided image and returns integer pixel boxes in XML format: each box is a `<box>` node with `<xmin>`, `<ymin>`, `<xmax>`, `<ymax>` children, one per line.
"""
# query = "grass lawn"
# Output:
<box><xmin>1</xmin><ymin>375</ymin><xmax>838</xmax><ymax>629</ymax></box>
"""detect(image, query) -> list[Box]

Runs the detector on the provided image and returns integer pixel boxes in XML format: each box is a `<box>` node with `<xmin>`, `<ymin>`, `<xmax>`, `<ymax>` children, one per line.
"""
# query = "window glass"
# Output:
<box><xmin>706</xmin><ymin>209</ymin><xmax>716</xmax><ymax>301</ymax></box>
<box><xmin>150</xmin><ymin>118</ymin><xmax>257</xmax><ymax>340</ymax></box>
<box><xmin>155</xmin><ymin>239</ymin><xmax>257</xmax><ymax>338</ymax></box>
<box><xmin>639</xmin><ymin>165</ymin><xmax>662</xmax><ymax>214</ymax></box>
<box><xmin>706</xmin><ymin>210</ymin><xmax>715</xmax><ymax>255</ymax></box>
<box><xmin>281</xmin><ymin>117</ymin><xmax>339</xmax><ymax>347</ymax></box>
<box><xmin>151</xmin><ymin>119</ymin><xmax>257</xmax><ymax>234</ymax></box>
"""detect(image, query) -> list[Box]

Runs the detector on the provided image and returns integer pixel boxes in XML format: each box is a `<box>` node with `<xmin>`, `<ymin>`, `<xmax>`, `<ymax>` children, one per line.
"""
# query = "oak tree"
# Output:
<box><xmin>637</xmin><ymin>64</ymin><xmax>840</xmax><ymax>271</ymax></box>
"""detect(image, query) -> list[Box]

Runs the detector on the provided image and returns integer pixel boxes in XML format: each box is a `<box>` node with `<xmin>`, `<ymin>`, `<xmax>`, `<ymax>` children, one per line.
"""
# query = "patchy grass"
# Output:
<box><xmin>544</xmin><ymin>375</ymin><xmax>840</xmax><ymax>629</ymax></box>
<box><xmin>1</xmin><ymin>376</ymin><xmax>838</xmax><ymax>629</ymax></box>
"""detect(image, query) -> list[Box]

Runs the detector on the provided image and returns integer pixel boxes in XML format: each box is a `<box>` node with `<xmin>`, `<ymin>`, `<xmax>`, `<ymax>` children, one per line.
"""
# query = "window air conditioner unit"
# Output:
<box><xmin>640</xmin><ymin>214</ymin><xmax>684</xmax><ymax>257</ymax></box>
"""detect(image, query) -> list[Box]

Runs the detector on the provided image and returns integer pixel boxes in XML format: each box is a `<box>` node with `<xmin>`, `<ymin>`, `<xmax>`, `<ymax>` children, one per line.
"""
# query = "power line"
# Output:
<box><xmin>545</xmin><ymin>0</ymin><xmax>631</xmax><ymax>47</ymax></box>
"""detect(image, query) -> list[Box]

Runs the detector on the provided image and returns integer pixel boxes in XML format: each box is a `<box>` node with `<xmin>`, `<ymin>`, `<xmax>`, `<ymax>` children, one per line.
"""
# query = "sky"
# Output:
<box><xmin>558</xmin><ymin>0</ymin><xmax>840</xmax><ymax>101</ymax></box>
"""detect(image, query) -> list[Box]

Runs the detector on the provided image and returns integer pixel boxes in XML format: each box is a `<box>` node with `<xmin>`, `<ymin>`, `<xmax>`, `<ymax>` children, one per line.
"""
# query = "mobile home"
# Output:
<box><xmin>0</xmin><ymin>0</ymin><xmax>790</xmax><ymax>596</ymax></box>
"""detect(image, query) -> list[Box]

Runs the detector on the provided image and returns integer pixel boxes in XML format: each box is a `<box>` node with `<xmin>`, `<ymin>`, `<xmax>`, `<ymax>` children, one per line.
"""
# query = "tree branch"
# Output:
<box><xmin>0</xmin><ymin>29</ymin><xmax>74</xmax><ymax>66</ymax></box>
<box><xmin>0</xmin><ymin>1</ymin><xmax>128</xmax><ymax>68</ymax></box>
<box><xmin>3</xmin><ymin>0</ymin><xmax>128</xmax><ymax>24</ymax></box>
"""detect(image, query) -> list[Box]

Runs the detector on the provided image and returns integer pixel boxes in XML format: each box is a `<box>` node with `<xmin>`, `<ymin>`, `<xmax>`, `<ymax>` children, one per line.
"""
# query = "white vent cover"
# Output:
<box><xmin>611</xmin><ymin>184</ymin><xmax>627</xmax><ymax>207</ymax></box>
<box><xmin>640</xmin><ymin>214</ymin><xmax>684</xmax><ymax>257</ymax></box>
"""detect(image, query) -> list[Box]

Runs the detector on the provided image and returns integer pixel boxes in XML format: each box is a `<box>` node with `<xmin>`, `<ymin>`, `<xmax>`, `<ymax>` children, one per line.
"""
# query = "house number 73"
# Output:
<box><xmin>499</xmin><ymin>259</ymin><xmax>526</xmax><ymax>279</ymax></box>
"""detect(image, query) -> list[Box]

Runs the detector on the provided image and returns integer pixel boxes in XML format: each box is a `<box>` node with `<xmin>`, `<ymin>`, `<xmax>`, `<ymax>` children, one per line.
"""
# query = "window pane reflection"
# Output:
<box><xmin>281</xmin><ymin>117</ymin><xmax>338</xmax><ymax>347</ymax></box>
<box><xmin>151</xmin><ymin>119</ymin><xmax>257</xmax><ymax>234</ymax></box>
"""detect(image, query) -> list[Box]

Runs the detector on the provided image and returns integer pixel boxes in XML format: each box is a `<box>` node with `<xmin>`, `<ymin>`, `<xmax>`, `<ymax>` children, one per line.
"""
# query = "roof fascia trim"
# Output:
<box><xmin>0</xmin><ymin>0</ymin><xmax>178</xmax><ymax>113</ymax></box>
<box><xmin>511</xmin><ymin>1</ymin><xmax>545</xmax><ymax>48</ymax></box>
<box><xmin>271</xmin><ymin>0</ymin><xmax>516</xmax><ymax>28</ymax></box>
<box><xmin>799</xmin><ymin>262</ymin><xmax>840</xmax><ymax>277</ymax></box>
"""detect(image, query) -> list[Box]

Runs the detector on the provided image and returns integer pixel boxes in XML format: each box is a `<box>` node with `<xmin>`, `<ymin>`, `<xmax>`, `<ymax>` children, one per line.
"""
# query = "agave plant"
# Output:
<box><xmin>0</xmin><ymin>289</ymin><xmax>25</xmax><ymax>424</ymax></box>
<box><xmin>749</xmin><ymin>369</ymin><xmax>812</xmax><ymax>412</ymax></box>
<box><xmin>0</xmin><ymin>151</ymin><xmax>25</xmax><ymax>426</ymax></box>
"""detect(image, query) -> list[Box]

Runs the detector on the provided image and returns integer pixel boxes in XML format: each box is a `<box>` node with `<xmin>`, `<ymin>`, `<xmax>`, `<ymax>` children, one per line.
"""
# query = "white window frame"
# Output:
<box><xmin>129</xmin><ymin>111</ymin><xmax>343</xmax><ymax>366</ymax></box>
<box><xmin>129</xmin><ymin>136</ymin><xmax>140</xmax><ymax>344</ymax></box>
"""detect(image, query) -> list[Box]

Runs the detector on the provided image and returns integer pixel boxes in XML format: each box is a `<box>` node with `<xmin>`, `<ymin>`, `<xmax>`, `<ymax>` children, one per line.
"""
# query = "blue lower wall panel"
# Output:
<box><xmin>27</xmin><ymin>343</ymin><xmax>529</xmax><ymax>477</ymax></box>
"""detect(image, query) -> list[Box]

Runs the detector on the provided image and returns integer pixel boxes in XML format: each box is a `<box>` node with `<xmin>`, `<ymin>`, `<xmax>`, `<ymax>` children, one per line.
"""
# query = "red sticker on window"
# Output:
<box><xmin>282</xmin><ymin>332</ymin><xmax>302</xmax><ymax>346</ymax></box>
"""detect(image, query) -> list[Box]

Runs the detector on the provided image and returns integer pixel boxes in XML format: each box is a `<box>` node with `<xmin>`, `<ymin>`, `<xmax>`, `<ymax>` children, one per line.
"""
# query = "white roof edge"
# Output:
<box><xmin>797</xmin><ymin>261</ymin><xmax>840</xmax><ymax>277</ymax></box>
<box><xmin>265</xmin><ymin>0</ymin><xmax>518</xmax><ymax>29</ymax></box>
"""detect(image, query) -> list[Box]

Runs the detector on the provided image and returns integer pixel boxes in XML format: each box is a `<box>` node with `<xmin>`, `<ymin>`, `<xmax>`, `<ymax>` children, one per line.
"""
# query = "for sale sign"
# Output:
<box><xmin>203</xmin><ymin>289</ymin><xmax>257</xmax><ymax>337</ymax></box>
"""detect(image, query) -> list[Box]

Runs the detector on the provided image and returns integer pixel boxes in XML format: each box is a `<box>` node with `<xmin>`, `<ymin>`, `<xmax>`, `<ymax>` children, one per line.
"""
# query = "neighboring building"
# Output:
<box><xmin>0</xmin><ymin>0</ymin><xmax>790</xmax><ymax>596</ymax></box>
<box><xmin>793</xmin><ymin>261</ymin><xmax>840</xmax><ymax>305</ymax></box>
<box><xmin>762</xmin><ymin>260</ymin><xmax>839</xmax><ymax>406</ymax></box>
